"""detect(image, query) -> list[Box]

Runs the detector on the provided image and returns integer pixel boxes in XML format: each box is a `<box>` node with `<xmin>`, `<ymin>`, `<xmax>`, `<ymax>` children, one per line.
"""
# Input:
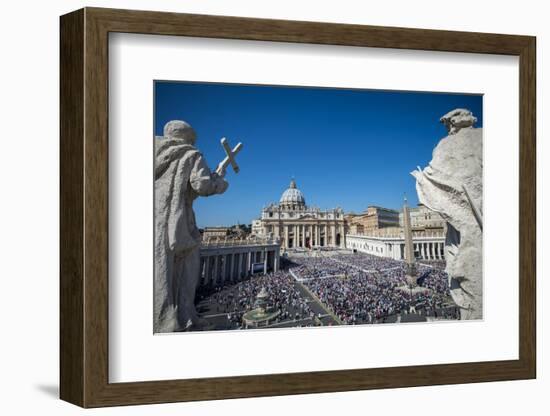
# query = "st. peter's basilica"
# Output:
<box><xmin>252</xmin><ymin>179</ymin><xmax>346</xmax><ymax>250</ymax></box>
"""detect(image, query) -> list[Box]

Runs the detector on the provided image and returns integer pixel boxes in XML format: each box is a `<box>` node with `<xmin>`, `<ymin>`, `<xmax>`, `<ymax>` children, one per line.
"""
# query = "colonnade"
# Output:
<box><xmin>199</xmin><ymin>243</ymin><xmax>280</xmax><ymax>287</ymax></box>
<box><xmin>412</xmin><ymin>241</ymin><xmax>445</xmax><ymax>261</ymax></box>
<box><xmin>280</xmin><ymin>223</ymin><xmax>345</xmax><ymax>249</ymax></box>
<box><xmin>346</xmin><ymin>234</ymin><xmax>446</xmax><ymax>261</ymax></box>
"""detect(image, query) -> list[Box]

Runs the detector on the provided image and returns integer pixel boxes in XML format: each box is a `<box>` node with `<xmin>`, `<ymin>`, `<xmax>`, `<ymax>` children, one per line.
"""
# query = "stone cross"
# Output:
<box><xmin>216</xmin><ymin>137</ymin><xmax>243</xmax><ymax>175</ymax></box>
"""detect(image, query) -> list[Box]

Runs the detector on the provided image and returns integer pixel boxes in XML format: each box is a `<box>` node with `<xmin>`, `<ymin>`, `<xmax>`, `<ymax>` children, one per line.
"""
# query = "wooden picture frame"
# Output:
<box><xmin>60</xmin><ymin>7</ymin><xmax>536</xmax><ymax>408</ymax></box>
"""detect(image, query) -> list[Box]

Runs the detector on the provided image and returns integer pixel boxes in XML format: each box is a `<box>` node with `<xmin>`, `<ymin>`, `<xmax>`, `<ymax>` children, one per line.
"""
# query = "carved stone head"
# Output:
<box><xmin>163</xmin><ymin>120</ymin><xmax>197</xmax><ymax>145</ymax></box>
<box><xmin>439</xmin><ymin>108</ymin><xmax>477</xmax><ymax>135</ymax></box>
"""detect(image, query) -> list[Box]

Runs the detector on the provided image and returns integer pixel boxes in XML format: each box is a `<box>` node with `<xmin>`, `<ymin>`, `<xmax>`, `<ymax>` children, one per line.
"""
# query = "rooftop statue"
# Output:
<box><xmin>154</xmin><ymin>120</ymin><xmax>241</xmax><ymax>332</ymax></box>
<box><xmin>412</xmin><ymin>108</ymin><xmax>483</xmax><ymax>320</ymax></box>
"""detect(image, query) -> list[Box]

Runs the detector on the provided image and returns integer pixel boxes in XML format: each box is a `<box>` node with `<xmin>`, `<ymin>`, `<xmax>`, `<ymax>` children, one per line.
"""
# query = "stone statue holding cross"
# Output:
<box><xmin>154</xmin><ymin>120</ymin><xmax>242</xmax><ymax>332</ymax></box>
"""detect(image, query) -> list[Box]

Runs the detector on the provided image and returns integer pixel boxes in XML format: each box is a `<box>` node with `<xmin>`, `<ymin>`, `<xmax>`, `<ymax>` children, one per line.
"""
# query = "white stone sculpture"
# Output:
<box><xmin>154</xmin><ymin>120</ymin><xmax>229</xmax><ymax>332</ymax></box>
<box><xmin>412</xmin><ymin>109</ymin><xmax>483</xmax><ymax>320</ymax></box>
<box><xmin>439</xmin><ymin>108</ymin><xmax>477</xmax><ymax>135</ymax></box>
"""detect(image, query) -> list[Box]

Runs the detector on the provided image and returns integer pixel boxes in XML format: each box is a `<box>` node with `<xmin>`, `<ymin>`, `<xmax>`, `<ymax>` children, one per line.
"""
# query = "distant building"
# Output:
<box><xmin>398</xmin><ymin>204</ymin><xmax>446</xmax><ymax>235</ymax></box>
<box><xmin>229</xmin><ymin>224</ymin><xmax>250</xmax><ymax>239</ymax></box>
<box><xmin>251</xmin><ymin>219</ymin><xmax>263</xmax><ymax>236</ymax></box>
<box><xmin>202</xmin><ymin>226</ymin><xmax>232</xmax><ymax>240</ymax></box>
<box><xmin>346</xmin><ymin>199</ymin><xmax>445</xmax><ymax>261</ymax></box>
<box><xmin>253</xmin><ymin>179</ymin><xmax>346</xmax><ymax>250</ymax></box>
<box><xmin>345</xmin><ymin>206</ymin><xmax>400</xmax><ymax>235</ymax></box>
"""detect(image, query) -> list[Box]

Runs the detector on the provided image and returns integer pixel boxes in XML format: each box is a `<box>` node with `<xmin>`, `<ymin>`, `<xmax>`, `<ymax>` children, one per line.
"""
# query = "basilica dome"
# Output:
<box><xmin>279</xmin><ymin>179</ymin><xmax>306</xmax><ymax>208</ymax></box>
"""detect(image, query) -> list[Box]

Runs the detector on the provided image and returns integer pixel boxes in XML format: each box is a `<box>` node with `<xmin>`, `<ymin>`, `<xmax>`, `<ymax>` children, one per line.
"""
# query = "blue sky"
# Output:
<box><xmin>155</xmin><ymin>81</ymin><xmax>482</xmax><ymax>228</ymax></box>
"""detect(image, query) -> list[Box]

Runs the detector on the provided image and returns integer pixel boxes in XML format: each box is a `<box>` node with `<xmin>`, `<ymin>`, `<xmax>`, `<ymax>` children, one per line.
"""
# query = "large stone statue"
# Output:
<box><xmin>412</xmin><ymin>109</ymin><xmax>483</xmax><ymax>320</ymax></box>
<box><xmin>154</xmin><ymin>120</ymin><xmax>229</xmax><ymax>332</ymax></box>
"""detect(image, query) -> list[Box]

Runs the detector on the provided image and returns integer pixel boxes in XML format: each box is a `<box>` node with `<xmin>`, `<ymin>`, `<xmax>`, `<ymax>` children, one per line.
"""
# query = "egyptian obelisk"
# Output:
<box><xmin>402</xmin><ymin>196</ymin><xmax>417</xmax><ymax>285</ymax></box>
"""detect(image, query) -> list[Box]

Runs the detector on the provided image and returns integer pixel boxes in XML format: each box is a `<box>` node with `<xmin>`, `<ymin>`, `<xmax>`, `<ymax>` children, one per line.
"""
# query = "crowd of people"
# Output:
<box><xmin>293</xmin><ymin>252</ymin><xmax>456</xmax><ymax>324</ymax></box>
<box><xmin>290</xmin><ymin>256</ymin><xmax>352</xmax><ymax>279</ymax></box>
<box><xmin>196</xmin><ymin>271</ymin><xmax>315</xmax><ymax>329</ymax></box>
<box><xmin>332</xmin><ymin>253</ymin><xmax>404</xmax><ymax>272</ymax></box>
<box><xmin>416</xmin><ymin>266</ymin><xmax>451</xmax><ymax>295</ymax></box>
<box><xmin>196</xmin><ymin>251</ymin><xmax>459</xmax><ymax>329</ymax></box>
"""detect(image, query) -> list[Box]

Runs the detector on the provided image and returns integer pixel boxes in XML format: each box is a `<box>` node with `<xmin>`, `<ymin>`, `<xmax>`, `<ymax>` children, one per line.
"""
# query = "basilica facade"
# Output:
<box><xmin>253</xmin><ymin>179</ymin><xmax>346</xmax><ymax>250</ymax></box>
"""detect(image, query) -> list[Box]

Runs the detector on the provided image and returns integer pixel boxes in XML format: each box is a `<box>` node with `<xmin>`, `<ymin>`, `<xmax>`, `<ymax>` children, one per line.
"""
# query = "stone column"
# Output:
<box><xmin>274</xmin><ymin>249</ymin><xmax>280</xmax><ymax>272</ymax></box>
<box><xmin>311</xmin><ymin>224</ymin><xmax>318</xmax><ymax>247</ymax></box>
<box><xmin>343</xmin><ymin>226</ymin><xmax>347</xmax><ymax>248</ymax></box>
<box><xmin>284</xmin><ymin>225</ymin><xmax>289</xmax><ymax>250</ymax></box>
<box><xmin>229</xmin><ymin>253</ymin><xmax>234</xmax><ymax>280</ymax></box>
<box><xmin>228</xmin><ymin>253</ymin><xmax>234</xmax><ymax>281</ymax></box>
<box><xmin>213</xmin><ymin>255</ymin><xmax>220</xmax><ymax>285</ymax></box>
<box><xmin>204</xmin><ymin>256</ymin><xmax>210</xmax><ymax>285</ymax></box>
<box><xmin>237</xmin><ymin>252</ymin><xmax>241</xmax><ymax>278</ymax></box>
<box><xmin>199</xmin><ymin>258</ymin><xmax>204</xmax><ymax>285</ymax></box>
<box><xmin>241</xmin><ymin>252</ymin><xmax>245</xmax><ymax>278</ymax></box>
<box><xmin>315</xmin><ymin>225</ymin><xmax>318</xmax><ymax>246</ymax></box>
<box><xmin>238</xmin><ymin>252</ymin><xmax>243</xmax><ymax>279</ymax></box>
<box><xmin>247</xmin><ymin>251</ymin><xmax>252</xmax><ymax>276</ymax></box>
<box><xmin>221</xmin><ymin>254</ymin><xmax>228</xmax><ymax>283</ymax></box>
<box><xmin>231</xmin><ymin>252</ymin><xmax>239</xmax><ymax>282</ymax></box>
<box><xmin>224</xmin><ymin>254</ymin><xmax>229</xmax><ymax>282</ymax></box>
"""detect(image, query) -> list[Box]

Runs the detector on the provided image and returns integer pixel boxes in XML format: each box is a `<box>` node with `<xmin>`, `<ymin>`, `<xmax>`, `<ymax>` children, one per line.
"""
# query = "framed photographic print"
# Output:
<box><xmin>60</xmin><ymin>7</ymin><xmax>536</xmax><ymax>408</ymax></box>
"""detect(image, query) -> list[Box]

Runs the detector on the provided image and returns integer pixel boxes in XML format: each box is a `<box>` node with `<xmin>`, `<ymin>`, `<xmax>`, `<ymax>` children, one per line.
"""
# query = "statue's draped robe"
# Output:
<box><xmin>412</xmin><ymin>127</ymin><xmax>483</xmax><ymax>319</ymax></box>
<box><xmin>154</xmin><ymin>137</ymin><xmax>228</xmax><ymax>332</ymax></box>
